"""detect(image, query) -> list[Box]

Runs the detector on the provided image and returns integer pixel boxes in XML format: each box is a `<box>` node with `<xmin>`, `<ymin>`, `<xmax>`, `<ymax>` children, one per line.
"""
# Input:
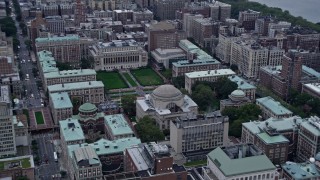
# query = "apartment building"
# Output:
<box><xmin>204</xmin><ymin>144</ymin><xmax>279</xmax><ymax>180</ymax></box>
<box><xmin>215</xmin><ymin>33</ymin><xmax>241</xmax><ymax>64</ymax></box>
<box><xmin>35</xmin><ymin>35</ymin><xmax>95</xmax><ymax>67</ymax></box>
<box><xmin>104</xmin><ymin>114</ymin><xmax>135</xmax><ymax>140</ymax></box>
<box><xmin>242</xmin><ymin>116</ymin><xmax>304</xmax><ymax>163</ymax></box>
<box><xmin>184</xmin><ymin>69</ymin><xmax>236</xmax><ymax>93</ymax></box>
<box><xmin>290</xmin><ymin>49</ymin><xmax>320</xmax><ymax>72</ymax></box>
<box><xmin>147</xmin><ymin>21</ymin><xmax>186</xmax><ymax>52</ymax></box>
<box><xmin>113</xmin><ymin>10</ymin><xmax>133</xmax><ymax>25</ymax></box>
<box><xmin>43</xmin><ymin>69</ymin><xmax>97</xmax><ymax>90</ymax></box>
<box><xmin>74</xmin><ymin>0</ymin><xmax>86</xmax><ymax>26</ymax></box>
<box><xmin>268</xmin><ymin>21</ymin><xmax>291</xmax><ymax>38</ymax></box>
<box><xmin>183</xmin><ymin>13</ymin><xmax>204</xmax><ymax>37</ymax></box>
<box><xmin>209</xmin><ymin>1</ymin><xmax>231</xmax><ymax>22</ymax></box>
<box><xmin>0</xmin><ymin>56</ymin><xmax>14</xmax><ymax>75</ymax></box>
<box><xmin>297</xmin><ymin>116</ymin><xmax>320</xmax><ymax>162</ymax></box>
<box><xmin>0</xmin><ymin>86</ymin><xmax>16</xmax><ymax>158</ymax></box>
<box><xmin>121</xmin><ymin>142</ymin><xmax>188</xmax><ymax>180</ymax></box>
<box><xmin>45</xmin><ymin>16</ymin><xmax>66</xmax><ymax>34</ymax></box>
<box><xmin>41</xmin><ymin>4</ymin><xmax>59</xmax><ymax>17</ymax></box>
<box><xmin>256</xmin><ymin>96</ymin><xmax>293</xmax><ymax>119</ymax></box>
<box><xmin>49</xmin><ymin>92</ymin><xmax>73</xmax><ymax>124</ymax></box>
<box><xmin>192</xmin><ymin>18</ymin><xmax>217</xmax><ymax>48</ymax></box>
<box><xmin>238</xmin><ymin>10</ymin><xmax>260</xmax><ymax>31</ymax></box>
<box><xmin>132</xmin><ymin>9</ymin><xmax>153</xmax><ymax>24</ymax></box>
<box><xmin>154</xmin><ymin>0</ymin><xmax>185</xmax><ymax>20</ymax></box>
<box><xmin>170</xmin><ymin>111</ymin><xmax>229</xmax><ymax>156</ymax></box>
<box><xmin>230</xmin><ymin>41</ymin><xmax>284</xmax><ymax>78</ymax></box>
<box><xmin>27</xmin><ymin>11</ymin><xmax>48</xmax><ymax>49</ymax></box>
<box><xmin>47</xmin><ymin>81</ymin><xmax>105</xmax><ymax>104</ymax></box>
<box><xmin>90</xmin><ymin>40</ymin><xmax>148</xmax><ymax>71</ymax></box>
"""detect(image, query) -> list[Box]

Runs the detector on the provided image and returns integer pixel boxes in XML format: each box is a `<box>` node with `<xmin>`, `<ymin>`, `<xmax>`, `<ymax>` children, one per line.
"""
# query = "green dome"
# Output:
<box><xmin>79</xmin><ymin>103</ymin><xmax>97</xmax><ymax>113</ymax></box>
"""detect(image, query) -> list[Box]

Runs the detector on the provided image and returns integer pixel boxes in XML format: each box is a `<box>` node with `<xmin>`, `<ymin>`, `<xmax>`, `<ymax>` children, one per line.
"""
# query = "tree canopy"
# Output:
<box><xmin>0</xmin><ymin>17</ymin><xmax>17</xmax><ymax>37</ymax></box>
<box><xmin>191</xmin><ymin>84</ymin><xmax>217</xmax><ymax>111</ymax></box>
<box><xmin>135</xmin><ymin>116</ymin><xmax>165</xmax><ymax>142</ymax></box>
<box><xmin>222</xmin><ymin>104</ymin><xmax>262</xmax><ymax>137</ymax></box>
<box><xmin>121</xmin><ymin>94</ymin><xmax>136</xmax><ymax>117</ymax></box>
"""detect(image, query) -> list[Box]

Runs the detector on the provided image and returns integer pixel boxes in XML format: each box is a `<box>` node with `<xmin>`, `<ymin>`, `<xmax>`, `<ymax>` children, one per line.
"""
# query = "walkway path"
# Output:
<box><xmin>118</xmin><ymin>70</ymin><xmax>132</xmax><ymax>88</ymax></box>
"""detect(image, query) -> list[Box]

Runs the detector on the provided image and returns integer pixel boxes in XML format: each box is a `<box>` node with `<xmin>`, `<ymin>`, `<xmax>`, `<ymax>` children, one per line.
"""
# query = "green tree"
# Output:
<box><xmin>172</xmin><ymin>76</ymin><xmax>185</xmax><ymax>89</ymax></box>
<box><xmin>121</xmin><ymin>95</ymin><xmax>136</xmax><ymax>117</ymax></box>
<box><xmin>80</xmin><ymin>57</ymin><xmax>94</xmax><ymax>69</ymax></box>
<box><xmin>60</xmin><ymin>171</ymin><xmax>67</xmax><ymax>178</ymax></box>
<box><xmin>191</xmin><ymin>84</ymin><xmax>216</xmax><ymax>111</ymax></box>
<box><xmin>56</xmin><ymin>61</ymin><xmax>73</xmax><ymax>71</ymax></box>
<box><xmin>230</xmin><ymin>64</ymin><xmax>238</xmax><ymax>72</ymax></box>
<box><xmin>25</xmin><ymin>39</ymin><xmax>32</xmax><ymax>50</ymax></box>
<box><xmin>17</xmin><ymin>176</ymin><xmax>29</xmax><ymax>180</ymax></box>
<box><xmin>135</xmin><ymin>116</ymin><xmax>165</xmax><ymax>142</ymax></box>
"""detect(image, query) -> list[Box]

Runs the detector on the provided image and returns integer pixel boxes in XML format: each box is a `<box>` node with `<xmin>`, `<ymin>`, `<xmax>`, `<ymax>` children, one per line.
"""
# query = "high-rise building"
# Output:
<box><xmin>238</xmin><ymin>10</ymin><xmax>260</xmax><ymax>31</ymax></box>
<box><xmin>0</xmin><ymin>85</ymin><xmax>16</xmax><ymax>157</ymax></box>
<box><xmin>281</xmin><ymin>51</ymin><xmax>303</xmax><ymax>92</ymax></box>
<box><xmin>154</xmin><ymin>0</ymin><xmax>185</xmax><ymax>20</ymax></box>
<box><xmin>209</xmin><ymin>1</ymin><xmax>231</xmax><ymax>22</ymax></box>
<box><xmin>147</xmin><ymin>21</ymin><xmax>186</xmax><ymax>52</ymax></box>
<box><xmin>74</xmin><ymin>0</ymin><xmax>86</xmax><ymax>26</ymax></box>
<box><xmin>45</xmin><ymin>16</ymin><xmax>66</xmax><ymax>34</ymax></box>
<box><xmin>27</xmin><ymin>11</ymin><xmax>48</xmax><ymax>50</ymax></box>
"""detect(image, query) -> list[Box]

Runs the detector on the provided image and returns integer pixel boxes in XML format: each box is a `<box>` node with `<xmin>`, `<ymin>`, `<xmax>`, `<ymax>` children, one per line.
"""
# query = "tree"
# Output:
<box><xmin>80</xmin><ymin>57</ymin><xmax>94</xmax><ymax>69</ymax></box>
<box><xmin>191</xmin><ymin>84</ymin><xmax>216</xmax><ymax>111</ymax></box>
<box><xmin>60</xmin><ymin>171</ymin><xmax>67</xmax><ymax>178</ymax></box>
<box><xmin>135</xmin><ymin>116</ymin><xmax>165</xmax><ymax>142</ymax></box>
<box><xmin>56</xmin><ymin>61</ymin><xmax>73</xmax><ymax>71</ymax></box>
<box><xmin>0</xmin><ymin>17</ymin><xmax>17</xmax><ymax>37</ymax></box>
<box><xmin>17</xmin><ymin>176</ymin><xmax>29</xmax><ymax>180</ymax></box>
<box><xmin>25</xmin><ymin>39</ymin><xmax>32</xmax><ymax>50</ymax></box>
<box><xmin>230</xmin><ymin>64</ymin><xmax>238</xmax><ymax>72</ymax></box>
<box><xmin>172</xmin><ymin>76</ymin><xmax>185</xmax><ymax>89</ymax></box>
<box><xmin>121</xmin><ymin>95</ymin><xmax>136</xmax><ymax>117</ymax></box>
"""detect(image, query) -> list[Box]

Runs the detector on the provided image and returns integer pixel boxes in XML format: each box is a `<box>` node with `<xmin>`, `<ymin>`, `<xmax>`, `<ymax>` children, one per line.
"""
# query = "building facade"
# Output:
<box><xmin>90</xmin><ymin>40</ymin><xmax>148</xmax><ymax>71</ymax></box>
<box><xmin>170</xmin><ymin>111</ymin><xmax>229</xmax><ymax>154</ymax></box>
<box><xmin>49</xmin><ymin>92</ymin><xmax>73</xmax><ymax>124</ymax></box>
<box><xmin>104</xmin><ymin>114</ymin><xmax>135</xmax><ymax>140</ymax></box>
<box><xmin>256</xmin><ymin>96</ymin><xmax>293</xmax><ymax>119</ymax></box>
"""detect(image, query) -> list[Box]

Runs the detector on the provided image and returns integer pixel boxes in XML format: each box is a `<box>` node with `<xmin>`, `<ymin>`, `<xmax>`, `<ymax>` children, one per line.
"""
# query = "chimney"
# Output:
<box><xmin>62</xmin><ymin>83</ymin><xmax>64</xmax><ymax>87</ymax></box>
<box><xmin>89</xmin><ymin>81</ymin><xmax>91</xmax><ymax>85</ymax></box>
<box><xmin>61</xmin><ymin>97</ymin><xmax>64</xmax><ymax>100</ymax></box>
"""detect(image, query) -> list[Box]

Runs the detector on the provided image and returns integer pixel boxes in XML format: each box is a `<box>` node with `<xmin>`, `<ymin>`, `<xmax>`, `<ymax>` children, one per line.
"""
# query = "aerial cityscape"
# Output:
<box><xmin>0</xmin><ymin>0</ymin><xmax>320</xmax><ymax>179</ymax></box>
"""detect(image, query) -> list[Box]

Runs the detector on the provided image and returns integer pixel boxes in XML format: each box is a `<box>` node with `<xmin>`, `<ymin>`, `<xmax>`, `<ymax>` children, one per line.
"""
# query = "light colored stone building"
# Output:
<box><xmin>44</xmin><ymin>69</ymin><xmax>97</xmax><ymax>90</ymax></box>
<box><xmin>184</xmin><ymin>69</ymin><xmax>236</xmax><ymax>94</ymax></box>
<box><xmin>170</xmin><ymin>111</ymin><xmax>229</xmax><ymax>154</ymax></box>
<box><xmin>220</xmin><ymin>89</ymin><xmax>251</xmax><ymax>111</ymax></box>
<box><xmin>90</xmin><ymin>40</ymin><xmax>148</xmax><ymax>71</ymax></box>
<box><xmin>47</xmin><ymin>81</ymin><xmax>105</xmax><ymax>104</ymax></box>
<box><xmin>104</xmin><ymin>114</ymin><xmax>135</xmax><ymax>140</ymax></box>
<box><xmin>49</xmin><ymin>92</ymin><xmax>73</xmax><ymax>124</ymax></box>
<box><xmin>136</xmin><ymin>85</ymin><xmax>198</xmax><ymax>130</ymax></box>
<box><xmin>151</xmin><ymin>48</ymin><xmax>186</xmax><ymax>69</ymax></box>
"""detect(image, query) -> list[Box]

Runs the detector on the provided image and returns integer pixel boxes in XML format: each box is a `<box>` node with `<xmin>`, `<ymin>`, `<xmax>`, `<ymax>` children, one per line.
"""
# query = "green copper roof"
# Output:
<box><xmin>104</xmin><ymin>114</ymin><xmax>134</xmax><ymax>137</ymax></box>
<box><xmin>282</xmin><ymin>162</ymin><xmax>320</xmax><ymax>179</ymax></box>
<box><xmin>256</xmin><ymin>132</ymin><xmax>289</xmax><ymax>144</ymax></box>
<box><xmin>44</xmin><ymin>69</ymin><xmax>96</xmax><ymax>79</ymax></box>
<box><xmin>256</xmin><ymin>96</ymin><xmax>292</xmax><ymax>116</ymax></box>
<box><xmin>79</xmin><ymin>103</ymin><xmax>97</xmax><ymax>113</ymax></box>
<box><xmin>49</xmin><ymin>92</ymin><xmax>73</xmax><ymax>109</ymax></box>
<box><xmin>59</xmin><ymin>118</ymin><xmax>85</xmax><ymax>142</ymax></box>
<box><xmin>35</xmin><ymin>35</ymin><xmax>79</xmax><ymax>43</ymax></box>
<box><xmin>208</xmin><ymin>147</ymin><xmax>276</xmax><ymax>176</ymax></box>
<box><xmin>47</xmin><ymin>81</ymin><xmax>104</xmax><ymax>92</ymax></box>
<box><xmin>229</xmin><ymin>75</ymin><xmax>256</xmax><ymax>90</ymax></box>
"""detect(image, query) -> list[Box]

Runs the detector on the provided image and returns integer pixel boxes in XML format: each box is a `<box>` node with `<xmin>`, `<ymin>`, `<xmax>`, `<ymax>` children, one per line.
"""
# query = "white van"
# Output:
<box><xmin>25</xmin><ymin>74</ymin><xmax>29</xmax><ymax>80</ymax></box>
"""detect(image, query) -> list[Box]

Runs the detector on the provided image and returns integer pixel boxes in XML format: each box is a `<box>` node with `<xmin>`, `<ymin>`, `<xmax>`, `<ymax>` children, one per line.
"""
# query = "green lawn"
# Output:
<box><xmin>184</xmin><ymin>160</ymin><xmax>207</xmax><ymax>167</ymax></box>
<box><xmin>34</xmin><ymin>111</ymin><xmax>44</xmax><ymax>125</ymax></box>
<box><xmin>123</xmin><ymin>73</ymin><xmax>138</xmax><ymax>87</ymax></box>
<box><xmin>160</xmin><ymin>69</ymin><xmax>172</xmax><ymax>80</ymax></box>
<box><xmin>0</xmin><ymin>158</ymin><xmax>31</xmax><ymax>170</ymax></box>
<box><xmin>97</xmin><ymin>71</ymin><xmax>128</xmax><ymax>89</ymax></box>
<box><xmin>131</xmin><ymin>68</ymin><xmax>163</xmax><ymax>86</ymax></box>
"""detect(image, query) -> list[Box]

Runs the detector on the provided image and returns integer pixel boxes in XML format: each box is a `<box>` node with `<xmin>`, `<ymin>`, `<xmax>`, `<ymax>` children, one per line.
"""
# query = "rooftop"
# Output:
<box><xmin>59</xmin><ymin>118</ymin><xmax>85</xmax><ymax>142</ymax></box>
<box><xmin>44</xmin><ymin>69</ymin><xmax>96</xmax><ymax>79</ymax></box>
<box><xmin>68</xmin><ymin>137</ymin><xmax>141</xmax><ymax>156</ymax></box>
<box><xmin>172</xmin><ymin>58</ymin><xmax>220</xmax><ymax>68</ymax></box>
<box><xmin>282</xmin><ymin>161</ymin><xmax>320</xmax><ymax>179</ymax></box>
<box><xmin>301</xmin><ymin>116</ymin><xmax>320</xmax><ymax>136</ymax></box>
<box><xmin>303</xmin><ymin>83</ymin><xmax>320</xmax><ymax>95</ymax></box>
<box><xmin>104</xmin><ymin>114</ymin><xmax>134</xmax><ymax>137</ymax></box>
<box><xmin>73</xmin><ymin>145</ymin><xmax>101</xmax><ymax>167</ymax></box>
<box><xmin>179</xmin><ymin>39</ymin><xmax>199</xmax><ymax>51</ymax></box>
<box><xmin>256</xmin><ymin>132</ymin><xmax>289</xmax><ymax>144</ymax></box>
<box><xmin>185</xmin><ymin>69</ymin><xmax>236</xmax><ymax>79</ymax></box>
<box><xmin>148</xmin><ymin>21</ymin><xmax>175</xmax><ymax>31</ymax></box>
<box><xmin>208</xmin><ymin>145</ymin><xmax>275</xmax><ymax>177</ymax></box>
<box><xmin>256</xmin><ymin>96</ymin><xmax>292</xmax><ymax>116</ymax></box>
<box><xmin>49</xmin><ymin>92</ymin><xmax>73</xmax><ymax>109</ymax></box>
<box><xmin>228</xmin><ymin>75</ymin><xmax>256</xmax><ymax>90</ymax></box>
<box><xmin>35</xmin><ymin>34</ymin><xmax>79</xmax><ymax>43</ymax></box>
<box><xmin>302</xmin><ymin>66</ymin><xmax>320</xmax><ymax>79</ymax></box>
<box><xmin>0</xmin><ymin>85</ymin><xmax>10</xmax><ymax>103</ymax></box>
<box><xmin>0</xmin><ymin>155</ymin><xmax>34</xmax><ymax>170</ymax></box>
<box><xmin>48</xmin><ymin>81</ymin><xmax>104</xmax><ymax>92</ymax></box>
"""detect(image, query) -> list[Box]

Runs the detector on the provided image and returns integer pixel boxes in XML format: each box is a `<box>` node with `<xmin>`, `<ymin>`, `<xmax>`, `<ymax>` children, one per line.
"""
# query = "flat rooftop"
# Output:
<box><xmin>59</xmin><ymin>118</ymin><xmax>85</xmax><ymax>142</ymax></box>
<box><xmin>49</xmin><ymin>92</ymin><xmax>73</xmax><ymax>109</ymax></box>
<box><xmin>185</xmin><ymin>69</ymin><xmax>235</xmax><ymax>79</ymax></box>
<box><xmin>104</xmin><ymin>114</ymin><xmax>134</xmax><ymax>136</ymax></box>
<box><xmin>229</xmin><ymin>75</ymin><xmax>256</xmax><ymax>90</ymax></box>
<box><xmin>256</xmin><ymin>132</ymin><xmax>289</xmax><ymax>144</ymax></box>
<box><xmin>172</xmin><ymin>58</ymin><xmax>220</xmax><ymax>67</ymax></box>
<box><xmin>282</xmin><ymin>161</ymin><xmax>320</xmax><ymax>179</ymax></box>
<box><xmin>48</xmin><ymin>81</ymin><xmax>104</xmax><ymax>92</ymax></box>
<box><xmin>0</xmin><ymin>85</ymin><xmax>10</xmax><ymax>103</ymax></box>
<box><xmin>44</xmin><ymin>69</ymin><xmax>96</xmax><ymax>79</ymax></box>
<box><xmin>35</xmin><ymin>35</ymin><xmax>79</xmax><ymax>43</ymax></box>
<box><xmin>0</xmin><ymin>155</ymin><xmax>34</xmax><ymax>170</ymax></box>
<box><xmin>256</xmin><ymin>96</ymin><xmax>292</xmax><ymax>116</ymax></box>
<box><xmin>303</xmin><ymin>83</ymin><xmax>320</xmax><ymax>95</ymax></box>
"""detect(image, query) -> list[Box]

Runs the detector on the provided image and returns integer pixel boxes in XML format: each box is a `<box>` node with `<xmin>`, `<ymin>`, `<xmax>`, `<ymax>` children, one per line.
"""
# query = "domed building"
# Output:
<box><xmin>136</xmin><ymin>84</ymin><xmax>198</xmax><ymax>130</ymax></box>
<box><xmin>220</xmin><ymin>89</ymin><xmax>251</xmax><ymax>111</ymax></box>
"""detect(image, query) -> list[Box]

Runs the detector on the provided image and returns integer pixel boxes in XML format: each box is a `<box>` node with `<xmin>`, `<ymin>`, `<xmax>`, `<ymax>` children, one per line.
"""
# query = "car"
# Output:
<box><xmin>17</xmin><ymin>46</ymin><xmax>20</xmax><ymax>49</ymax></box>
<box><xmin>28</xmin><ymin>59</ymin><xmax>30</xmax><ymax>62</ymax></box>
<box><xmin>31</xmin><ymin>94</ymin><xmax>34</xmax><ymax>98</ymax></box>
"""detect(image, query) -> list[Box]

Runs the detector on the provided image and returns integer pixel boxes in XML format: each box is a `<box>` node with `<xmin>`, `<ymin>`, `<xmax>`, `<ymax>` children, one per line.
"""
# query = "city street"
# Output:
<box><xmin>14</xmin><ymin>20</ymin><xmax>42</xmax><ymax>108</ymax></box>
<box><xmin>34</xmin><ymin>133</ymin><xmax>60</xmax><ymax>179</ymax></box>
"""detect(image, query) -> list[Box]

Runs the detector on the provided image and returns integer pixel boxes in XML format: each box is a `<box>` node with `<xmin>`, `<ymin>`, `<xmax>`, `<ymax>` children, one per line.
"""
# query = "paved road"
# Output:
<box><xmin>14</xmin><ymin>19</ymin><xmax>42</xmax><ymax>108</ymax></box>
<box><xmin>34</xmin><ymin>133</ymin><xmax>60</xmax><ymax>180</ymax></box>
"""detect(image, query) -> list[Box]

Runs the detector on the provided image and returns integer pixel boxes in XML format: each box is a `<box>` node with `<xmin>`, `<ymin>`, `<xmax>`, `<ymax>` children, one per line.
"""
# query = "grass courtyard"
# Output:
<box><xmin>97</xmin><ymin>71</ymin><xmax>128</xmax><ymax>89</ymax></box>
<box><xmin>123</xmin><ymin>73</ymin><xmax>137</xmax><ymax>87</ymax></box>
<box><xmin>0</xmin><ymin>158</ymin><xmax>31</xmax><ymax>170</ymax></box>
<box><xmin>131</xmin><ymin>68</ymin><xmax>163</xmax><ymax>86</ymax></box>
<box><xmin>34</xmin><ymin>111</ymin><xmax>44</xmax><ymax>125</ymax></box>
